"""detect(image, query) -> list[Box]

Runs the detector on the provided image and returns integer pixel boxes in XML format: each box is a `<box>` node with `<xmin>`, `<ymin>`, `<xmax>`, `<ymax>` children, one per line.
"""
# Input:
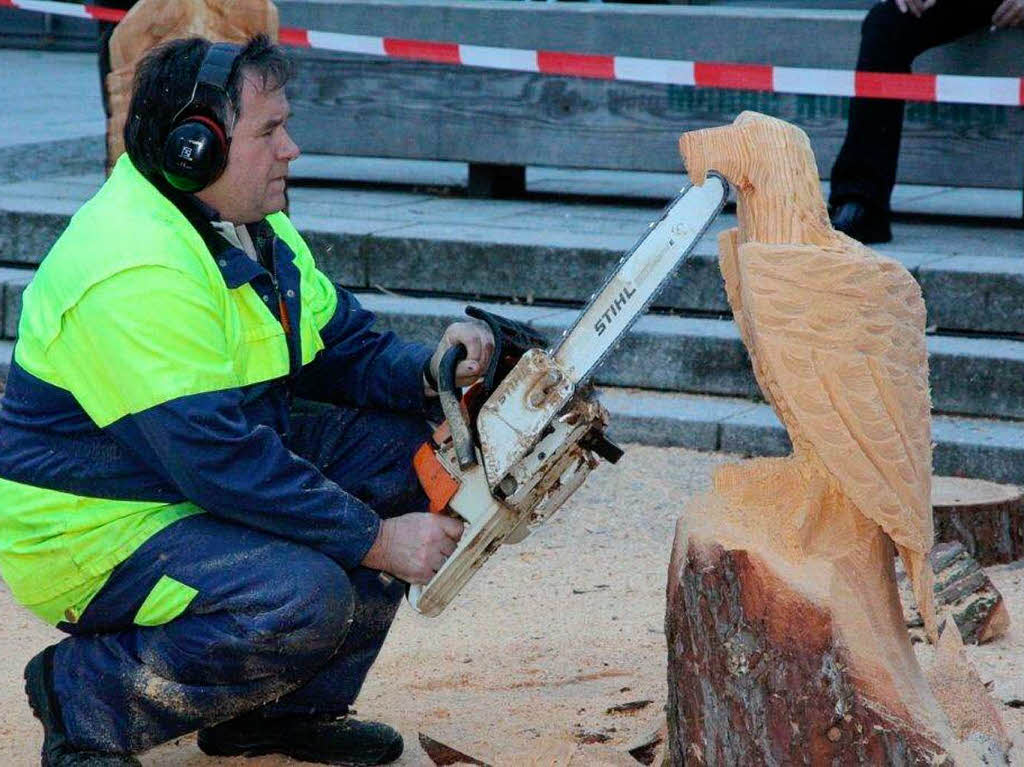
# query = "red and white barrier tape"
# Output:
<box><xmin>4</xmin><ymin>0</ymin><xmax>1023</xmax><ymax>106</ymax></box>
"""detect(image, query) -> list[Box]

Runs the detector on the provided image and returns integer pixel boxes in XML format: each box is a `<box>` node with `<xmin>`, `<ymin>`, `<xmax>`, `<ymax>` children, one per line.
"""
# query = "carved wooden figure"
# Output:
<box><xmin>104</xmin><ymin>0</ymin><xmax>279</xmax><ymax>175</ymax></box>
<box><xmin>667</xmin><ymin>112</ymin><xmax>1007</xmax><ymax>764</ymax></box>
<box><xmin>681</xmin><ymin>110</ymin><xmax>937</xmax><ymax>643</ymax></box>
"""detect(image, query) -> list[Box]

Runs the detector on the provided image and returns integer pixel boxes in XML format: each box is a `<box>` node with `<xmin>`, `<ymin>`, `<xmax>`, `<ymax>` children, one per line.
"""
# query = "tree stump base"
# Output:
<box><xmin>666</xmin><ymin>481</ymin><xmax>1009</xmax><ymax>766</ymax></box>
<box><xmin>932</xmin><ymin>477</ymin><xmax>1023</xmax><ymax>566</ymax></box>
<box><xmin>668</xmin><ymin>538</ymin><xmax>947</xmax><ymax>765</ymax></box>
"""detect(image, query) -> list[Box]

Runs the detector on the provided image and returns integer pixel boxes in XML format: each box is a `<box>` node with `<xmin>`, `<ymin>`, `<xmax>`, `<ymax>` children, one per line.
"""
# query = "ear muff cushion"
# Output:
<box><xmin>162</xmin><ymin>113</ymin><xmax>229</xmax><ymax>192</ymax></box>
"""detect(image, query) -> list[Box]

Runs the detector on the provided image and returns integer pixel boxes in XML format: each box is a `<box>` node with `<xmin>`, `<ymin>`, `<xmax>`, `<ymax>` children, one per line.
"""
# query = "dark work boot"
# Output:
<box><xmin>24</xmin><ymin>647</ymin><xmax>141</xmax><ymax>767</ymax></box>
<box><xmin>830</xmin><ymin>200</ymin><xmax>892</xmax><ymax>244</ymax></box>
<box><xmin>197</xmin><ymin>708</ymin><xmax>403</xmax><ymax>765</ymax></box>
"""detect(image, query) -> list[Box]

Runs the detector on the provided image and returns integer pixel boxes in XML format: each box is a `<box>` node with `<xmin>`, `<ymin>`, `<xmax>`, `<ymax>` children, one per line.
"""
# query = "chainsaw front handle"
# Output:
<box><xmin>438</xmin><ymin>344</ymin><xmax>476</xmax><ymax>469</ymax></box>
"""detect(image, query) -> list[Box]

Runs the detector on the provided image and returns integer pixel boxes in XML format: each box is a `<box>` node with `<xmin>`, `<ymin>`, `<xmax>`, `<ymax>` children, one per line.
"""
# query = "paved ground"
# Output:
<box><xmin>2</xmin><ymin>445</ymin><xmax>1022</xmax><ymax>765</ymax></box>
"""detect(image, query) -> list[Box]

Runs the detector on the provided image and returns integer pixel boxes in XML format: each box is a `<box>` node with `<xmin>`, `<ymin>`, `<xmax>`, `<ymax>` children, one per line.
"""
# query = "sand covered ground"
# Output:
<box><xmin>1</xmin><ymin>445</ymin><xmax>1021</xmax><ymax>765</ymax></box>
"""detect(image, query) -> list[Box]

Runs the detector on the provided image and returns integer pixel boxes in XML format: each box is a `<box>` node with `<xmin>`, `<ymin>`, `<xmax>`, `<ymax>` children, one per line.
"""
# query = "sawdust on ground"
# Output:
<box><xmin>0</xmin><ymin>445</ymin><xmax>1021</xmax><ymax>765</ymax></box>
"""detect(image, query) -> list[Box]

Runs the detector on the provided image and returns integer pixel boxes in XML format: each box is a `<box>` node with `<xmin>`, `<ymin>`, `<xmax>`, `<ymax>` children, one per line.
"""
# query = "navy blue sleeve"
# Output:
<box><xmin>292</xmin><ymin>285</ymin><xmax>435</xmax><ymax>413</ymax></box>
<box><xmin>105</xmin><ymin>386</ymin><xmax>381</xmax><ymax>569</ymax></box>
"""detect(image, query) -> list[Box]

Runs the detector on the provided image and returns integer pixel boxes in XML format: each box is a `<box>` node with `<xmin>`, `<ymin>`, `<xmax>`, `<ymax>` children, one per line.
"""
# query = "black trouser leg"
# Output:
<box><xmin>829</xmin><ymin>0</ymin><xmax>999</xmax><ymax>212</ymax></box>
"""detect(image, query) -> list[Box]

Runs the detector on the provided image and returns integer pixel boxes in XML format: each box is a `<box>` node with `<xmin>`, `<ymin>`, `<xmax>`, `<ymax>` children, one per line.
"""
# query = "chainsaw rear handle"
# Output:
<box><xmin>437</xmin><ymin>344</ymin><xmax>476</xmax><ymax>469</ymax></box>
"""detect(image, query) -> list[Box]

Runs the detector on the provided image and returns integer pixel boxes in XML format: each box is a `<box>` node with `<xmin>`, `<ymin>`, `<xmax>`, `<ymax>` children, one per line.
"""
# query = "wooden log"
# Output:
<box><xmin>932</xmin><ymin>476</ymin><xmax>1024</xmax><ymax>566</ymax></box>
<box><xmin>897</xmin><ymin>541</ymin><xmax>1010</xmax><ymax>645</ymax></box>
<box><xmin>667</xmin><ymin>508</ymin><xmax>1007</xmax><ymax>765</ymax></box>
<box><xmin>669</xmin><ymin>523</ymin><xmax>946</xmax><ymax>765</ymax></box>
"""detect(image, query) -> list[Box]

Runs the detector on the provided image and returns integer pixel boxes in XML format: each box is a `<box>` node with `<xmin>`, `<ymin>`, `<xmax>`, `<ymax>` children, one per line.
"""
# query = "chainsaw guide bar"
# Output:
<box><xmin>408</xmin><ymin>174</ymin><xmax>729</xmax><ymax>617</ymax></box>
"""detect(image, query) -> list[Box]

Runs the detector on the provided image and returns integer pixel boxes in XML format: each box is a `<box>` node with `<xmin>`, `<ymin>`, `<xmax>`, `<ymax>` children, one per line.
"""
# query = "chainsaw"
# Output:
<box><xmin>409</xmin><ymin>173</ymin><xmax>729</xmax><ymax>616</ymax></box>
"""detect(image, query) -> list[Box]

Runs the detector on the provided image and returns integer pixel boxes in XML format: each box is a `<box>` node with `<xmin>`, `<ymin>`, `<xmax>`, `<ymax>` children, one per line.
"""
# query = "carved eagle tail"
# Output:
<box><xmin>897</xmin><ymin>544</ymin><xmax>938</xmax><ymax>644</ymax></box>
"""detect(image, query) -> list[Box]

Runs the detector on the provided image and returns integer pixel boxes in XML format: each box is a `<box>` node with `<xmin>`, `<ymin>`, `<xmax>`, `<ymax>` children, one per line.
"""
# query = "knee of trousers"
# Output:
<box><xmin>230</xmin><ymin>553</ymin><xmax>356</xmax><ymax>680</ymax></box>
<box><xmin>859</xmin><ymin>4</ymin><xmax>914</xmax><ymax>68</ymax></box>
<box><xmin>361</xmin><ymin>412</ymin><xmax>433</xmax><ymax>515</ymax></box>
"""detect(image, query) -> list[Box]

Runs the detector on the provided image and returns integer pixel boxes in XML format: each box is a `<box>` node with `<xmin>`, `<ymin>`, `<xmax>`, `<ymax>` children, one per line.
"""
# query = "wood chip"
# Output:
<box><xmin>418</xmin><ymin>732</ymin><xmax>490</xmax><ymax>766</ymax></box>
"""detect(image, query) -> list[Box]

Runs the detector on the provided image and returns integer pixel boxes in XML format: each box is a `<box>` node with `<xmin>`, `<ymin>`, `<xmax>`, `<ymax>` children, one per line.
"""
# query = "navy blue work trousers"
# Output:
<box><xmin>49</xmin><ymin>401</ymin><xmax>431</xmax><ymax>755</ymax></box>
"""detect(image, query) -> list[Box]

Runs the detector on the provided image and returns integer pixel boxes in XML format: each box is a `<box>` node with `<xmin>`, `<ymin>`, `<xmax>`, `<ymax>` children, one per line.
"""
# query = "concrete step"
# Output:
<box><xmin>2</xmin><ymin>271</ymin><xmax>1022</xmax><ymax>421</ymax></box>
<box><xmin>599</xmin><ymin>388</ymin><xmax>1024</xmax><ymax>487</ymax></box>
<box><xmin>357</xmin><ymin>293</ymin><xmax>1024</xmax><ymax>421</ymax></box>
<box><xmin>0</xmin><ymin>267</ymin><xmax>31</xmax><ymax>339</ymax></box>
<box><xmin>0</xmin><ymin>338</ymin><xmax>12</xmax><ymax>383</ymax></box>
<box><xmin>0</xmin><ymin>337</ymin><xmax>1018</xmax><ymax>485</ymax></box>
<box><xmin>2</xmin><ymin>176</ymin><xmax>1023</xmax><ymax>336</ymax></box>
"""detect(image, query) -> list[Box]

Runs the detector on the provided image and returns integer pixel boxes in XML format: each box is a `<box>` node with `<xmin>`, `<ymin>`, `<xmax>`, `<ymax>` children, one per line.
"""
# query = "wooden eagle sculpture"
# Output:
<box><xmin>679</xmin><ymin>111</ymin><xmax>938</xmax><ymax>642</ymax></box>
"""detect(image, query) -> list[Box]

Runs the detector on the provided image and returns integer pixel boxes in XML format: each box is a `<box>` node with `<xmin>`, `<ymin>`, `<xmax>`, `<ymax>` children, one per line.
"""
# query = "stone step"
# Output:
<box><xmin>2</xmin><ymin>177</ymin><xmax>1022</xmax><ymax>336</ymax></box>
<box><xmin>0</xmin><ymin>338</ymin><xmax>1019</xmax><ymax>486</ymax></box>
<box><xmin>358</xmin><ymin>293</ymin><xmax>1024</xmax><ymax>422</ymax></box>
<box><xmin>0</xmin><ymin>267</ymin><xmax>32</xmax><ymax>339</ymax></box>
<box><xmin>0</xmin><ymin>338</ymin><xmax>12</xmax><ymax>383</ymax></box>
<box><xmin>598</xmin><ymin>388</ymin><xmax>1024</xmax><ymax>487</ymax></box>
<box><xmin>2</xmin><ymin>273</ymin><xmax>1022</xmax><ymax>421</ymax></box>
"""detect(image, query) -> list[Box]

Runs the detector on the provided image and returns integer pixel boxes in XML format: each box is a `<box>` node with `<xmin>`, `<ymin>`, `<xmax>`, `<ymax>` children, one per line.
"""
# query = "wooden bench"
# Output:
<box><xmin>276</xmin><ymin>0</ymin><xmax>1024</xmax><ymax>200</ymax></box>
<box><xmin>2</xmin><ymin>1</ymin><xmax>1021</xmax><ymax>202</ymax></box>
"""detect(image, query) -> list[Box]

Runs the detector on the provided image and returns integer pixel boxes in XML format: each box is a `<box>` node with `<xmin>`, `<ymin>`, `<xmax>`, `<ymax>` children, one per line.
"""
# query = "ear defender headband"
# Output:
<box><xmin>161</xmin><ymin>42</ymin><xmax>242</xmax><ymax>193</ymax></box>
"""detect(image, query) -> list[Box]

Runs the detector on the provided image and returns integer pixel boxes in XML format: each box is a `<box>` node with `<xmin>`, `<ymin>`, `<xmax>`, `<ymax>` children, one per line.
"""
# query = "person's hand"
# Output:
<box><xmin>428</xmin><ymin>320</ymin><xmax>495</xmax><ymax>389</ymax></box>
<box><xmin>992</xmin><ymin>0</ymin><xmax>1024</xmax><ymax>27</ymax></box>
<box><xmin>361</xmin><ymin>512</ymin><xmax>465</xmax><ymax>584</ymax></box>
<box><xmin>893</xmin><ymin>0</ymin><xmax>937</xmax><ymax>18</ymax></box>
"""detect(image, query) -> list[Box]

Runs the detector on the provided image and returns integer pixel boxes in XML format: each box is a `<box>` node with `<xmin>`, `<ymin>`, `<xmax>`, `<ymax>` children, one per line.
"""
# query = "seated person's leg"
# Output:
<box><xmin>830</xmin><ymin>0</ymin><xmax>1000</xmax><ymax>243</ymax></box>
<box><xmin>27</xmin><ymin>514</ymin><xmax>355</xmax><ymax>759</ymax></box>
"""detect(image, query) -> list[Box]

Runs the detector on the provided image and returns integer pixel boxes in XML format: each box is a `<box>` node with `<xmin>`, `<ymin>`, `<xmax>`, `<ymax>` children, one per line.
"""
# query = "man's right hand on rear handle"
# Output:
<box><xmin>362</xmin><ymin>512</ymin><xmax>465</xmax><ymax>584</ymax></box>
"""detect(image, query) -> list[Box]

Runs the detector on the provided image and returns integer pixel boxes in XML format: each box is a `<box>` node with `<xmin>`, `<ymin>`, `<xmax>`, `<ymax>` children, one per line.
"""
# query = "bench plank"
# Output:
<box><xmin>286</xmin><ymin>53</ymin><xmax>1024</xmax><ymax>187</ymax></box>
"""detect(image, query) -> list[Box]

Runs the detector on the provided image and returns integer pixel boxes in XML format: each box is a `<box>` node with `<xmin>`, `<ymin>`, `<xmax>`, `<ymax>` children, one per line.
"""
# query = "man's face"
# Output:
<box><xmin>197</xmin><ymin>75</ymin><xmax>300</xmax><ymax>223</ymax></box>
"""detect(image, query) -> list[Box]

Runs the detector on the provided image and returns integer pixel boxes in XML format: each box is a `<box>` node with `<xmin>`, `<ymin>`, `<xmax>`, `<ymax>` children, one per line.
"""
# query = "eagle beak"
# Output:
<box><xmin>679</xmin><ymin>124</ymin><xmax>743</xmax><ymax>189</ymax></box>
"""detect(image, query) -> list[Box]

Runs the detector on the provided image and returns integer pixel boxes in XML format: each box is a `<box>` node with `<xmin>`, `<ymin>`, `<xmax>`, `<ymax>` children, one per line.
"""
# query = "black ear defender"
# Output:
<box><xmin>162</xmin><ymin>42</ymin><xmax>242</xmax><ymax>193</ymax></box>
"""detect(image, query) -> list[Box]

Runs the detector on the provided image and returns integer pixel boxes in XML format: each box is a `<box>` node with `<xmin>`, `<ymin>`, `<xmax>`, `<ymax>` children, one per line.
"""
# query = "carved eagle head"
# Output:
<box><xmin>679</xmin><ymin>111</ymin><xmax>832</xmax><ymax>245</ymax></box>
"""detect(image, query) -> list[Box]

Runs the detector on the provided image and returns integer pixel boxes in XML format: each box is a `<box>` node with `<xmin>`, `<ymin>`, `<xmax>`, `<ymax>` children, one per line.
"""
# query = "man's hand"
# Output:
<box><xmin>362</xmin><ymin>512</ymin><xmax>465</xmax><ymax>584</ymax></box>
<box><xmin>893</xmin><ymin>0</ymin><xmax>937</xmax><ymax>18</ymax></box>
<box><xmin>428</xmin><ymin>320</ymin><xmax>495</xmax><ymax>390</ymax></box>
<box><xmin>992</xmin><ymin>0</ymin><xmax>1024</xmax><ymax>27</ymax></box>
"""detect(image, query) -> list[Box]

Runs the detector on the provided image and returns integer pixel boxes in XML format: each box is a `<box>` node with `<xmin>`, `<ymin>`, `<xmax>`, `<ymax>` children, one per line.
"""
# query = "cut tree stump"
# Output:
<box><xmin>669</xmin><ymin>532</ymin><xmax>946</xmax><ymax>765</ymax></box>
<box><xmin>667</xmin><ymin>503</ymin><xmax>1008</xmax><ymax>766</ymax></box>
<box><xmin>897</xmin><ymin>541</ymin><xmax>1010</xmax><ymax>645</ymax></box>
<box><xmin>932</xmin><ymin>476</ymin><xmax>1023</xmax><ymax>566</ymax></box>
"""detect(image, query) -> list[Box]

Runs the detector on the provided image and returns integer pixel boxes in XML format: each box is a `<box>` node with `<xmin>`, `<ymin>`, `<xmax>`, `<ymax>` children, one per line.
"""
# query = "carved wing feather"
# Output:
<box><xmin>719</xmin><ymin>228</ymin><xmax>777</xmax><ymax>410</ymax></box>
<box><xmin>736</xmin><ymin>241</ymin><xmax>933</xmax><ymax>553</ymax></box>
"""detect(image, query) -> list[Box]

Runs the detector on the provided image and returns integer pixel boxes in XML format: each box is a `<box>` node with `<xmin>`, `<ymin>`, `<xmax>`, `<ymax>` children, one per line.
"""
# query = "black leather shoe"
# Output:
<box><xmin>197</xmin><ymin>709</ymin><xmax>403</xmax><ymax>765</ymax></box>
<box><xmin>830</xmin><ymin>200</ymin><xmax>892</xmax><ymax>244</ymax></box>
<box><xmin>24</xmin><ymin>648</ymin><xmax>141</xmax><ymax>767</ymax></box>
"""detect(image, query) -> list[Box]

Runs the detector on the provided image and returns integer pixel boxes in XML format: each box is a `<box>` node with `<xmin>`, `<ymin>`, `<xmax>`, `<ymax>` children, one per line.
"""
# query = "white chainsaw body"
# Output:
<box><xmin>407</xmin><ymin>174</ymin><xmax>728</xmax><ymax>617</ymax></box>
<box><xmin>408</xmin><ymin>350</ymin><xmax>605</xmax><ymax>617</ymax></box>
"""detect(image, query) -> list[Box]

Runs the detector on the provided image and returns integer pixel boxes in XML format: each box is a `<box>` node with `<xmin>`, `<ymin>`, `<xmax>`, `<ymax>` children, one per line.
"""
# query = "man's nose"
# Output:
<box><xmin>279</xmin><ymin>130</ymin><xmax>300</xmax><ymax>161</ymax></box>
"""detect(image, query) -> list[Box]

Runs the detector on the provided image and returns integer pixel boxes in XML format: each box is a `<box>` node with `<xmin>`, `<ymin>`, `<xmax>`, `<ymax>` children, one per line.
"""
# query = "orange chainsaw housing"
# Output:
<box><xmin>413</xmin><ymin>382</ymin><xmax>490</xmax><ymax>514</ymax></box>
<box><xmin>413</xmin><ymin>433</ymin><xmax>460</xmax><ymax>514</ymax></box>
